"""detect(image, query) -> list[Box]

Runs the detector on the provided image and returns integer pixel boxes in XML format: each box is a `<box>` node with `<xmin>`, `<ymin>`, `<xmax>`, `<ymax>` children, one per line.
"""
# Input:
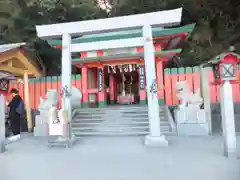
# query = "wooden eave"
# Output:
<box><xmin>0</xmin><ymin>48</ymin><xmax>45</xmax><ymax>77</ymax></box>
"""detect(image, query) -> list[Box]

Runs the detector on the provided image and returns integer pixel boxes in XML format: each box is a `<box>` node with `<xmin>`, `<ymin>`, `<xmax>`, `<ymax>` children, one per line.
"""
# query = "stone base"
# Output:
<box><xmin>48</xmin><ymin>134</ymin><xmax>76</xmax><ymax>148</ymax></box>
<box><xmin>28</xmin><ymin>128</ymin><xmax>33</xmax><ymax>133</ymax></box>
<box><xmin>144</xmin><ymin>135</ymin><xmax>168</xmax><ymax>147</ymax></box>
<box><xmin>174</xmin><ymin>106</ymin><xmax>207</xmax><ymax>124</ymax></box>
<box><xmin>34</xmin><ymin>125</ymin><xmax>46</xmax><ymax>137</ymax></box>
<box><xmin>177</xmin><ymin>123</ymin><xmax>209</xmax><ymax>136</ymax></box>
<box><xmin>224</xmin><ymin>142</ymin><xmax>237</xmax><ymax>159</ymax></box>
<box><xmin>224</xmin><ymin>151</ymin><xmax>238</xmax><ymax>159</ymax></box>
<box><xmin>0</xmin><ymin>142</ymin><xmax>6</xmax><ymax>153</ymax></box>
<box><xmin>34</xmin><ymin>113</ymin><xmax>48</xmax><ymax>137</ymax></box>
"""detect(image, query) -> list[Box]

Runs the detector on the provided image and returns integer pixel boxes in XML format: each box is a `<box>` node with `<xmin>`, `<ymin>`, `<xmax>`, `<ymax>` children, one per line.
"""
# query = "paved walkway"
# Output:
<box><xmin>1</xmin><ymin>135</ymin><xmax>240</xmax><ymax>180</ymax></box>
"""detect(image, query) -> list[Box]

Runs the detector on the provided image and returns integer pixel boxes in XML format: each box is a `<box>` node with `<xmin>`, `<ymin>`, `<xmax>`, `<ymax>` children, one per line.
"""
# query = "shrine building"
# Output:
<box><xmin>38</xmin><ymin>8</ymin><xmax>195</xmax><ymax>108</ymax></box>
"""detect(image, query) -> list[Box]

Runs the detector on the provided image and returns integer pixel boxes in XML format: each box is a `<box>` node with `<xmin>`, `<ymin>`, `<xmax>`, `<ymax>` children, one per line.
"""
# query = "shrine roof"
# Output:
<box><xmin>0</xmin><ymin>43</ymin><xmax>26</xmax><ymax>53</ymax></box>
<box><xmin>203</xmin><ymin>47</ymin><xmax>240</xmax><ymax>66</ymax></box>
<box><xmin>0</xmin><ymin>43</ymin><xmax>45</xmax><ymax>77</ymax></box>
<box><xmin>72</xmin><ymin>49</ymin><xmax>182</xmax><ymax>64</ymax></box>
<box><xmin>47</xmin><ymin>24</ymin><xmax>195</xmax><ymax>47</ymax></box>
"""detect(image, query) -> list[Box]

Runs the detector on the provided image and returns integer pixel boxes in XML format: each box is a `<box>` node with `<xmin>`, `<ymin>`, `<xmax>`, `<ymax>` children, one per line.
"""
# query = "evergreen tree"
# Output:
<box><xmin>0</xmin><ymin>0</ymin><xmax>239</xmax><ymax>73</ymax></box>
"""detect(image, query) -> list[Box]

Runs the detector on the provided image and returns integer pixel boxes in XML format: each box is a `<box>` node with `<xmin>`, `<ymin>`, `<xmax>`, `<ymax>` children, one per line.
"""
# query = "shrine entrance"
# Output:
<box><xmin>105</xmin><ymin>64</ymin><xmax>140</xmax><ymax>105</ymax></box>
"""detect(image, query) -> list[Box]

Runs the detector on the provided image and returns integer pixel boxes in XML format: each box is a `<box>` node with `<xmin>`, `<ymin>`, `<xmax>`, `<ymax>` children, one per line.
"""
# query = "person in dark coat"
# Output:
<box><xmin>7</xmin><ymin>88</ymin><xmax>23</xmax><ymax>141</ymax></box>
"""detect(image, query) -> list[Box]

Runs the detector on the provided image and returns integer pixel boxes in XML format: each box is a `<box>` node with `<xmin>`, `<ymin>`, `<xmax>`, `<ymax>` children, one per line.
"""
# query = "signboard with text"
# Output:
<box><xmin>98</xmin><ymin>69</ymin><xmax>103</xmax><ymax>91</ymax></box>
<box><xmin>139</xmin><ymin>66</ymin><xmax>145</xmax><ymax>89</ymax></box>
<box><xmin>108</xmin><ymin>64</ymin><xmax>138</xmax><ymax>74</ymax></box>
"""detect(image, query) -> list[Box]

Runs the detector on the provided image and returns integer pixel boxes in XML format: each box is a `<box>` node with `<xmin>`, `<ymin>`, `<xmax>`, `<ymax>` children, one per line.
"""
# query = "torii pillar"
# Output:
<box><xmin>61</xmin><ymin>34</ymin><xmax>72</xmax><ymax>121</ymax></box>
<box><xmin>143</xmin><ymin>24</ymin><xmax>168</xmax><ymax>147</ymax></box>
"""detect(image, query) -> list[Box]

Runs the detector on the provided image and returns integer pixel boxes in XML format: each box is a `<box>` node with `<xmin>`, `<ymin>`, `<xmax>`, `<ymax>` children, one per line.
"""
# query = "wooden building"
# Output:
<box><xmin>0</xmin><ymin>42</ymin><xmax>45</xmax><ymax>131</ymax></box>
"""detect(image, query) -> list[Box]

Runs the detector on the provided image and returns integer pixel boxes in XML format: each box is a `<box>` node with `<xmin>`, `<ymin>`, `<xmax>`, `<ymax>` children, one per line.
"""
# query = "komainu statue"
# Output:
<box><xmin>71</xmin><ymin>87</ymin><xmax>82</xmax><ymax>108</ymax></box>
<box><xmin>174</xmin><ymin>81</ymin><xmax>208</xmax><ymax>135</ymax></box>
<box><xmin>38</xmin><ymin>89</ymin><xmax>58</xmax><ymax>110</ymax></box>
<box><xmin>176</xmin><ymin>81</ymin><xmax>203</xmax><ymax>109</ymax></box>
<box><xmin>34</xmin><ymin>89</ymin><xmax>58</xmax><ymax>137</ymax></box>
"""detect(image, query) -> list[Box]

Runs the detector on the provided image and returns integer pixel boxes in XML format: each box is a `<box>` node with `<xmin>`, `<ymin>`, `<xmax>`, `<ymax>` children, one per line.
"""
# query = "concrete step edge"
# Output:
<box><xmin>76</xmin><ymin>106</ymin><xmax>165</xmax><ymax>110</ymax></box>
<box><xmin>74</xmin><ymin>132</ymin><xmax>149</xmax><ymax>136</ymax></box>
<box><xmin>72</xmin><ymin>127</ymin><xmax>170</xmax><ymax>131</ymax></box>
<box><xmin>73</xmin><ymin>119</ymin><xmax>166</xmax><ymax>122</ymax></box>
<box><xmin>72</xmin><ymin>126</ymin><xmax>150</xmax><ymax>130</ymax></box>
<box><xmin>73</xmin><ymin>131</ymin><xmax>172</xmax><ymax>136</ymax></box>
<box><xmin>76</xmin><ymin>108</ymin><xmax>165</xmax><ymax>112</ymax></box>
<box><xmin>75</xmin><ymin>110</ymin><xmax>165</xmax><ymax>113</ymax></box>
<box><xmin>72</xmin><ymin>119</ymin><xmax>169</xmax><ymax>123</ymax></box>
<box><xmin>74</xmin><ymin>114</ymin><xmax>166</xmax><ymax>118</ymax></box>
<box><xmin>75</xmin><ymin>112</ymin><xmax>165</xmax><ymax>116</ymax></box>
<box><xmin>72</xmin><ymin>122</ymin><xmax>169</xmax><ymax>126</ymax></box>
<box><xmin>73</xmin><ymin>116</ymin><xmax>166</xmax><ymax>120</ymax></box>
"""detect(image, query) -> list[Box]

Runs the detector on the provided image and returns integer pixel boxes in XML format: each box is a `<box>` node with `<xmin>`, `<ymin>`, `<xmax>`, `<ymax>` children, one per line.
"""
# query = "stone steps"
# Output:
<box><xmin>72</xmin><ymin>126</ymin><xmax>170</xmax><ymax>131</ymax></box>
<box><xmin>73</xmin><ymin>131</ymin><xmax>149</xmax><ymax>136</ymax></box>
<box><xmin>74</xmin><ymin>105</ymin><xmax>164</xmax><ymax>112</ymax></box>
<box><xmin>73</xmin><ymin>127</ymin><xmax>172</xmax><ymax>136</ymax></box>
<box><xmin>73</xmin><ymin>114</ymin><xmax>165</xmax><ymax>120</ymax></box>
<box><xmin>72</xmin><ymin>120</ymin><xmax>169</xmax><ymax>125</ymax></box>
<box><xmin>72</xmin><ymin>105</ymin><xmax>171</xmax><ymax>137</ymax></box>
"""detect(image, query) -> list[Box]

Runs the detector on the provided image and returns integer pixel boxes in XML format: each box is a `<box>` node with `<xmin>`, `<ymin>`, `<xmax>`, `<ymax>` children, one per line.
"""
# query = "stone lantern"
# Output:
<box><xmin>203</xmin><ymin>46</ymin><xmax>240</xmax><ymax>158</ymax></box>
<box><xmin>206</xmin><ymin>46</ymin><xmax>240</xmax><ymax>85</ymax></box>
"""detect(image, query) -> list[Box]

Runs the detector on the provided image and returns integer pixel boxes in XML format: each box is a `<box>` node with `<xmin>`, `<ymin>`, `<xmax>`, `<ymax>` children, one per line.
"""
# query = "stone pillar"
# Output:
<box><xmin>156</xmin><ymin>60</ymin><xmax>164</xmax><ymax>105</ymax></box>
<box><xmin>139</xmin><ymin>65</ymin><xmax>147</xmax><ymax>104</ymax></box>
<box><xmin>61</xmin><ymin>33</ymin><xmax>72</xmax><ymax>120</ymax></box>
<box><xmin>0</xmin><ymin>94</ymin><xmax>5</xmax><ymax>153</ymax></box>
<box><xmin>82</xmin><ymin>66</ymin><xmax>89</xmax><ymax>108</ymax></box>
<box><xmin>200</xmin><ymin>66</ymin><xmax>212</xmax><ymax>134</ymax></box>
<box><xmin>109</xmin><ymin>74</ymin><xmax>115</xmax><ymax>104</ymax></box>
<box><xmin>142</xmin><ymin>24</ymin><xmax>168</xmax><ymax>146</ymax></box>
<box><xmin>220</xmin><ymin>81</ymin><xmax>237</xmax><ymax>158</ymax></box>
<box><xmin>98</xmin><ymin>65</ymin><xmax>106</xmax><ymax>107</ymax></box>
